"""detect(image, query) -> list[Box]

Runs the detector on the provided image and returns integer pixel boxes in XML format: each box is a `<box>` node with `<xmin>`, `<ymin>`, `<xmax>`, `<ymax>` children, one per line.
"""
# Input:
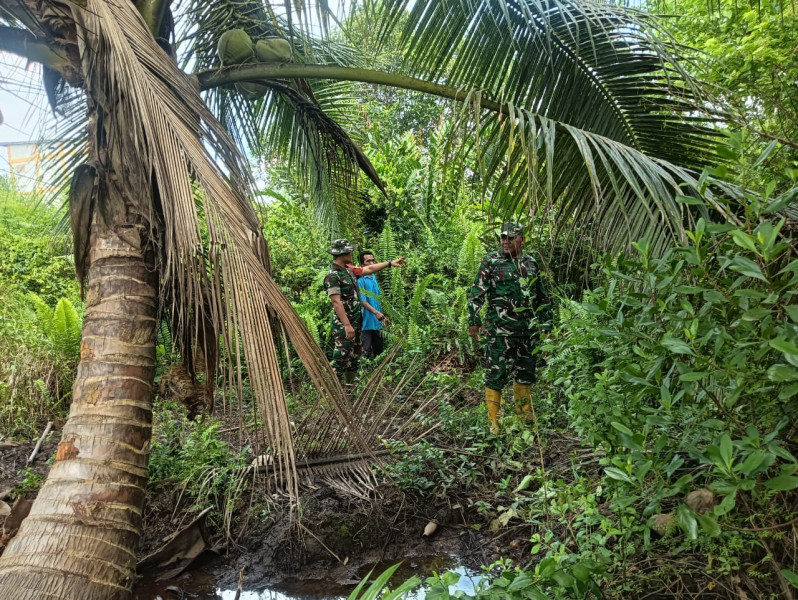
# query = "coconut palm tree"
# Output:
<box><xmin>0</xmin><ymin>0</ymin><xmax>722</xmax><ymax>597</ymax></box>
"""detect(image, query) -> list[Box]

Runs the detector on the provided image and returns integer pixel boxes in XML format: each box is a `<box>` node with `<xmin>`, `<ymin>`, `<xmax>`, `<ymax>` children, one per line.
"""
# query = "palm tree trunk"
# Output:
<box><xmin>0</xmin><ymin>206</ymin><xmax>158</xmax><ymax>599</ymax></box>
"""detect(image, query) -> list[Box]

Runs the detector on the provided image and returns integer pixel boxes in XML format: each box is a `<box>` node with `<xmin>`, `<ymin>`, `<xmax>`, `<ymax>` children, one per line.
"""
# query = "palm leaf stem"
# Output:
<box><xmin>197</xmin><ymin>63</ymin><xmax>508</xmax><ymax>113</ymax></box>
<box><xmin>0</xmin><ymin>26</ymin><xmax>73</xmax><ymax>74</ymax></box>
<box><xmin>197</xmin><ymin>63</ymin><xmax>718</xmax><ymax>150</ymax></box>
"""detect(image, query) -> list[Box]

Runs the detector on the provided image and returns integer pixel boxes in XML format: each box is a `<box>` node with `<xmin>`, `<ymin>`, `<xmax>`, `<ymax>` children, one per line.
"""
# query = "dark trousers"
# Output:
<box><xmin>361</xmin><ymin>329</ymin><xmax>384</xmax><ymax>358</ymax></box>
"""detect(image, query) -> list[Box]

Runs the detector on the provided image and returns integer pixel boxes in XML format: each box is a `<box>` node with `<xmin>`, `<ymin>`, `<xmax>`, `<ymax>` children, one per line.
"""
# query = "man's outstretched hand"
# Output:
<box><xmin>391</xmin><ymin>257</ymin><xmax>407</xmax><ymax>268</ymax></box>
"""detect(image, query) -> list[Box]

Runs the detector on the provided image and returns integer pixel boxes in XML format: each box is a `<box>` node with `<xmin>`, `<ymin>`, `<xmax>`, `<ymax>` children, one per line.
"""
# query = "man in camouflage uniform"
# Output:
<box><xmin>467</xmin><ymin>222</ymin><xmax>552</xmax><ymax>433</ymax></box>
<box><xmin>324</xmin><ymin>239</ymin><xmax>405</xmax><ymax>385</ymax></box>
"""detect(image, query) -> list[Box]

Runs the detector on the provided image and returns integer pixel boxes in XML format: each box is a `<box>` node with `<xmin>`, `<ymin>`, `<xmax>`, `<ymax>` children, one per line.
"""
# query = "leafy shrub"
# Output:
<box><xmin>149</xmin><ymin>401</ymin><xmax>250</xmax><ymax>524</ymax></box>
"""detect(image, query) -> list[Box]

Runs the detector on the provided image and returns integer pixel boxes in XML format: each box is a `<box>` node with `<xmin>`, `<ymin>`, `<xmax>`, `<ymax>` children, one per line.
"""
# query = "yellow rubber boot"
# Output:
<box><xmin>485</xmin><ymin>388</ymin><xmax>502</xmax><ymax>434</ymax></box>
<box><xmin>513</xmin><ymin>382</ymin><xmax>532</xmax><ymax>416</ymax></box>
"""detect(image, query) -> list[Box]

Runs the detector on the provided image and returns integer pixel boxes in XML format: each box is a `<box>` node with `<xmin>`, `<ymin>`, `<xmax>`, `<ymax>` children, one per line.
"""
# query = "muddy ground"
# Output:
<box><xmin>0</xmin><ymin>434</ymin><xmax>528</xmax><ymax>599</ymax></box>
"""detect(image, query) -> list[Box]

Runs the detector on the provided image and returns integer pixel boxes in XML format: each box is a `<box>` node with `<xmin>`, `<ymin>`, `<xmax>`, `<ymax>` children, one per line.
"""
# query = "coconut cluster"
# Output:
<box><xmin>217</xmin><ymin>29</ymin><xmax>292</xmax><ymax>99</ymax></box>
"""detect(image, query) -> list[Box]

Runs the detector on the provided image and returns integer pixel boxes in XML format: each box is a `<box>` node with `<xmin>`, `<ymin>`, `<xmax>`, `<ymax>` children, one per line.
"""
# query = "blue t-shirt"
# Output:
<box><xmin>359</xmin><ymin>274</ymin><xmax>383</xmax><ymax>331</ymax></box>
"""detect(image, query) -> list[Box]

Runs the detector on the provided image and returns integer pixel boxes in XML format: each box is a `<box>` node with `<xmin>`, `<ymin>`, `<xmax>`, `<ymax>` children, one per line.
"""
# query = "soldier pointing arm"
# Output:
<box><xmin>324</xmin><ymin>239</ymin><xmax>405</xmax><ymax>387</ymax></box>
<box><xmin>466</xmin><ymin>222</ymin><xmax>551</xmax><ymax>434</ymax></box>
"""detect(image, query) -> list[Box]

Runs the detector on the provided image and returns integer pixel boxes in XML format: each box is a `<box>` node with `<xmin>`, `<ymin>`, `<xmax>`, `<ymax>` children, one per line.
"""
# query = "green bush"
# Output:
<box><xmin>149</xmin><ymin>401</ymin><xmax>250</xmax><ymax>523</ymax></box>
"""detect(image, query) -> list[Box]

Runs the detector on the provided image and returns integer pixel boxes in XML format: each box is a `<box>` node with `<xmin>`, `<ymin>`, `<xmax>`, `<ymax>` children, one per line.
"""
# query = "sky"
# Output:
<box><xmin>0</xmin><ymin>53</ymin><xmax>51</xmax><ymax>178</ymax></box>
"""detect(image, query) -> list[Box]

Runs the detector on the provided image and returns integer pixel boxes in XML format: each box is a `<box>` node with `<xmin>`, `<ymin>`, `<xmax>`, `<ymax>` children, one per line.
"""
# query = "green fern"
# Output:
<box><xmin>53</xmin><ymin>298</ymin><xmax>81</xmax><ymax>359</ymax></box>
<box><xmin>389</xmin><ymin>265</ymin><xmax>404</xmax><ymax>307</ymax></box>
<box><xmin>407</xmin><ymin>320</ymin><xmax>422</xmax><ymax>353</ymax></box>
<box><xmin>28</xmin><ymin>295</ymin><xmax>82</xmax><ymax>361</ymax></box>
<box><xmin>377</xmin><ymin>221</ymin><xmax>396</xmax><ymax>263</ymax></box>
<box><xmin>28</xmin><ymin>293</ymin><xmax>54</xmax><ymax>336</ymax></box>
<box><xmin>33</xmin><ymin>379</ymin><xmax>51</xmax><ymax>404</ymax></box>
<box><xmin>409</xmin><ymin>273</ymin><xmax>437</xmax><ymax>323</ymax></box>
<box><xmin>457</xmin><ymin>225</ymin><xmax>483</xmax><ymax>285</ymax></box>
<box><xmin>297</xmin><ymin>308</ymin><xmax>322</xmax><ymax>347</ymax></box>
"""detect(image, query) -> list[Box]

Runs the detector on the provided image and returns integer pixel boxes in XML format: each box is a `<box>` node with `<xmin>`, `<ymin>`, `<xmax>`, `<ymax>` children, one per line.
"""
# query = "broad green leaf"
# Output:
<box><xmin>729</xmin><ymin>256</ymin><xmax>767</xmax><ymax>282</ymax></box>
<box><xmin>719</xmin><ymin>434</ymin><xmax>733</xmax><ymax>467</ymax></box>
<box><xmin>779</xmin><ymin>383</ymin><xmax>798</xmax><ymax>400</ymax></box>
<box><xmin>767</xmin><ymin>364</ymin><xmax>798</xmax><ymax>382</ymax></box>
<box><xmin>741</xmin><ymin>307</ymin><xmax>771</xmax><ymax>320</ymax></box>
<box><xmin>611</xmin><ymin>422</ymin><xmax>634</xmax><ymax>436</ymax></box>
<box><xmin>676</xmin><ymin>504</ymin><xmax>698</xmax><ymax>540</ymax></box>
<box><xmin>714</xmin><ymin>491</ymin><xmax>736</xmax><ymax>517</ymax></box>
<box><xmin>604</xmin><ymin>467</ymin><xmax>633</xmax><ymax>483</ymax></box>
<box><xmin>679</xmin><ymin>371</ymin><xmax>711</xmax><ymax>382</ymax></box>
<box><xmin>571</xmin><ymin>563</ymin><xmax>591</xmax><ymax>582</ymax></box>
<box><xmin>729</xmin><ymin>230</ymin><xmax>758</xmax><ymax>254</ymax></box>
<box><xmin>582</xmin><ymin>303</ymin><xmax>604</xmax><ymax>315</ymax></box>
<box><xmin>764</xmin><ymin>475</ymin><xmax>798</xmax><ymax>491</ymax></box>
<box><xmin>781</xmin><ymin>569</ymin><xmax>798</xmax><ymax>589</ymax></box>
<box><xmin>737</xmin><ymin>451</ymin><xmax>770</xmax><ymax>477</ymax></box>
<box><xmin>514</xmin><ymin>474</ymin><xmax>535</xmax><ymax>492</ymax></box>
<box><xmin>661</xmin><ymin>335</ymin><xmax>694</xmax><ymax>355</ymax></box>
<box><xmin>507</xmin><ymin>573</ymin><xmax>534</xmax><ymax>592</ymax></box>
<box><xmin>770</xmin><ymin>338</ymin><xmax>798</xmax><ymax>355</ymax></box>
<box><xmin>696</xmin><ymin>513</ymin><xmax>721</xmax><ymax>537</ymax></box>
<box><xmin>537</xmin><ymin>557</ymin><xmax>556</xmax><ymax>579</ymax></box>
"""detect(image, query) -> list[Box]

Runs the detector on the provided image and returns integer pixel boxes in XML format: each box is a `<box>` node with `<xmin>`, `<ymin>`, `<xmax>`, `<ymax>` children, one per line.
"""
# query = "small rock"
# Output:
<box><xmin>509</xmin><ymin>538</ymin><xmax>523</xmax><ymax>549</ymax></box>
<box><xmin>0</xmin><ymin>501</ymin><xmax>10</xmax><ymax>517</ymax></box>
<box><xmin>685</xmin><ymin>488</ymin><xmax>715</xmax><ymax>514</ymax></box>
<box><xmin>422</xmin><ymin>521</ymin><xmax>438</xmax><ymax>537</ymax></box>
<box><xmin>650</xmin><ymin>513</ymin><xmax>674</xmax><ymax>537</ymax></box>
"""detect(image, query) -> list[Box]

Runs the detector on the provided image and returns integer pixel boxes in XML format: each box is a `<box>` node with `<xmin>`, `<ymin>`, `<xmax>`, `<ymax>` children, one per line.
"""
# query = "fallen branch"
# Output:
<box><xmin>728</xmin><ymin>514</ymin><xmax>798</xmax><ymax>533</ymax></box>
<box><xmin>26</xmin><ymin>421</ymin><xmax>53</xmax><ymax>467</ymax></box>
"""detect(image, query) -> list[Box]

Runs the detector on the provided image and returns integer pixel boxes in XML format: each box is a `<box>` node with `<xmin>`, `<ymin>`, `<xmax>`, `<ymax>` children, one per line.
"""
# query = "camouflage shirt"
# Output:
<box><xmin>467</xmin><ymin>251</ymin><xmax>552</xmax><ymax>337</ymax></box>
<box><xmin>324</xmin><ymin>262</ymin><xmax>363</xmax><ymax>328</ymax></box>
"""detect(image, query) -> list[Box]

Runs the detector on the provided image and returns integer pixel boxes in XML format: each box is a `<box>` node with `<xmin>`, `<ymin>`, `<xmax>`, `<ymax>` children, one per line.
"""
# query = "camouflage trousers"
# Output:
<box><xmin>331</xmin><ymin>322</ymin><xmax>362</xmax><ymax>375</ymax></box>
<box><xmin>484</xmin><ymin>335</ymin><xmax>537</xmax><ymax>390</ymax></box>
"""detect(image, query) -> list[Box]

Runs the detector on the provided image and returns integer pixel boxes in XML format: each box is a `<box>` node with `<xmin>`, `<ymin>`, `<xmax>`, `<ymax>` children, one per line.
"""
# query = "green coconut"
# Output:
<box><xmin>218</xmin><ymin>29</ymin><xmax>254</xmax><ymax>66</ymax></box>
<box><xmin>255</xmin><ymin>37</ymin><xmax>292</xmax><ymax>63</ymax></box>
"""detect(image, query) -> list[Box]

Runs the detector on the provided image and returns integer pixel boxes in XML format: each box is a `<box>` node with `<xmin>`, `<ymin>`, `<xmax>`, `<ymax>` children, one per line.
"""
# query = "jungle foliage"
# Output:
<box><xmin>0</xmin><ymin>0</ymin><xmax>796</xmax><ymax>598</ymax></box>
<box><xmin>0</xmin><ymin>183</ymin><xmax>82</xmax><ymax>436</ymax></box>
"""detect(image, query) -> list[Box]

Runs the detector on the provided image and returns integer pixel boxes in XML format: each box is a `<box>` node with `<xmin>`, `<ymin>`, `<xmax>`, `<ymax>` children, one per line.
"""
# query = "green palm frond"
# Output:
<box><xmin>370</xmin><ymin>0</ymin><xmax>723</xmax><ymax>249</ymax></box>
<box><xmin>178</xmin><ymin>1</ymin><xmax>380</xmax><ymax>235</ymax></box>
<box><xmin>197</xmin><ymin>0</ymin><xmax>728</xmax><ymax>251</ymax></box>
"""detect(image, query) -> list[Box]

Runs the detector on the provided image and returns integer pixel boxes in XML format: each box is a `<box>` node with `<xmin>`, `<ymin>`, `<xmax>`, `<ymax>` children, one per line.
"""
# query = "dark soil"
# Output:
<box><xmin>0</xmin><ymin>429</ymin><xmax>538</xmax><ymax>600</ymax></box>
<box><xmin>133</xmin><ymin>476</ymin><xmax>525</xmax><ymax>599</ymax></box>
<box><xmin>0</xmin><ymin>437</ymin><xmax>58</xmax><ymax>493</ymax></box>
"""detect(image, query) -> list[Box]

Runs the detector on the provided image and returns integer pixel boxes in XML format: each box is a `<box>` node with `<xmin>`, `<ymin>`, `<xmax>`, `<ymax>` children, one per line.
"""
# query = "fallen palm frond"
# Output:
<box><xmin>73</xmin><ymin>0</ymin><xmax>371</xmax><ymax>496</ymax></box>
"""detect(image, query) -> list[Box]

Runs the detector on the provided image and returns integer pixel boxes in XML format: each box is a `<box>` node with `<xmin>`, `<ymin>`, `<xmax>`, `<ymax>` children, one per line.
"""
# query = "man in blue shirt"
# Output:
<box><xmin>358</xmin><ymin>250</ymin><xmax>386</xmax><ymax>358</ymax></box>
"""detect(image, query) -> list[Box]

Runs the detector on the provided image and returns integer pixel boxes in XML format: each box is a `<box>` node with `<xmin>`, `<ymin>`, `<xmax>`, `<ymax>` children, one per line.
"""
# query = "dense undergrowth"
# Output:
<box><xmin>0</xmin><ymin>182</ymin><xmax>81</xmax><ymax>437</ymax></box>
<box><xmin>367</xmin><ymin>172</ymin><xmax>798</xmax><ymax>598</ymax></box>
<box><xmin>3</xmin><ymin>152</ymin><xmax>798</xmax><ymax>598</ymax></box>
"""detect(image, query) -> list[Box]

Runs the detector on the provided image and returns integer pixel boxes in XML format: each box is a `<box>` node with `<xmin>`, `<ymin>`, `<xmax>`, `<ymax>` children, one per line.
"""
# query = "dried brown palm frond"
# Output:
<box><xmin>74</xmin><ymin>0</ymin><xmax>369</xmax><ymax>495</ymax></box>
<box><xmin>286</xmin><ymin>344</ymin><xmax>471</xmax><ymax>492</ymax></box>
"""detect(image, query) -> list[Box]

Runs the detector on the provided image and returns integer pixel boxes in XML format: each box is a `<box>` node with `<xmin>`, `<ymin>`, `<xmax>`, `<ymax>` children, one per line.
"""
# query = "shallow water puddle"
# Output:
<box><xmin>136</xmin><ymin>556</ymin><xmax>481</xmax><ymax>600</ymax></box>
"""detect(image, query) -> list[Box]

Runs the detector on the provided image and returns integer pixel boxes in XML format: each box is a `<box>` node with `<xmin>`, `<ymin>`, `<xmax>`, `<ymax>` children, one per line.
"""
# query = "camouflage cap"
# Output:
<box><xmin>327</xmin><ymin>238</ymin><xmax>357</xmax><ymax>255</ymax></box>
<box><xmin>500</xmin><ymin>222</ymin><xmax>524</xmax><ymax>237</ymax></box>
